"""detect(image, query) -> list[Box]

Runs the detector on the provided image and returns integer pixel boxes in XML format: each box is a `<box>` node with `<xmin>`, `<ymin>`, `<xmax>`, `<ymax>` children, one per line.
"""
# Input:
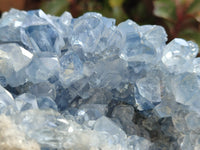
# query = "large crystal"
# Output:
<box><xmin>162</xmin><ymin>38</ymin><xmax>199</xmax><ymax>72</ymax></box>
<box><xmin>0</xmin><ymin>43</ymin><xmax>33</xmax><ymax>86</ymax></box>
<box><xmin>15</xmin><ymin>93</ymin><xmax>38</xmax><ymax>111</ymax></box>
<box><xmin>118</xmin><ymin>20</ymin><xmax>167</xmax><ymax>62</ymax></box>
<box><xmin>136</xmin><ymin>74</ymin><xmax>161</xmax><ymax>103</ymax></box>
<box><xmin>26</xmin><ymin>56</ymin><xmax>60</xmax><ymax>83</ymax></box>
<box><xmin>71</xmin><ymin>12</ymin><xmax>104</xmax><ymax>53</ymax></box>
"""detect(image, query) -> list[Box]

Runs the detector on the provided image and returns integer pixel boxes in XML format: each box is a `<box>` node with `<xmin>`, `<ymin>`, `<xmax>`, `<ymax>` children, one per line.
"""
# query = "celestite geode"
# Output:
<box><xmin>0</xmin><ymin>9</ymin><xmax>200</xmax><ymax>150</ymax></box>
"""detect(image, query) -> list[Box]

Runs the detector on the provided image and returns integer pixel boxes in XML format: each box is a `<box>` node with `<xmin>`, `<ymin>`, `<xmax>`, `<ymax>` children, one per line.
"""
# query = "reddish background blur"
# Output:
<box><xmin>0</xmin><ymin>0</ymin><xmax>200</xmax><ymax>50</ymax></box>
<box><xmin>0</xmin><ymin>0</ymin><xmax>43</xmax><ymax>15</ymax></box>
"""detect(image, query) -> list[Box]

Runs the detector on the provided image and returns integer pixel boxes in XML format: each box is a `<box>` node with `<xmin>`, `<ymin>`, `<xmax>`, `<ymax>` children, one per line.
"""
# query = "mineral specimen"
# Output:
<box><xmin>0</xmin><ymin>8</ymin><xmax>200</xmax><ymax>150</ymax></box>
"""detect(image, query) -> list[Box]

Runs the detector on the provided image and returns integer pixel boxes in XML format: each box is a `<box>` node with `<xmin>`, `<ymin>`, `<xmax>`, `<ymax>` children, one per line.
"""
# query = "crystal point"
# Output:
<box><xmin>0</xmin><ymin>8</ymin><xmax>200</xmax><ymax>150</ymax></box>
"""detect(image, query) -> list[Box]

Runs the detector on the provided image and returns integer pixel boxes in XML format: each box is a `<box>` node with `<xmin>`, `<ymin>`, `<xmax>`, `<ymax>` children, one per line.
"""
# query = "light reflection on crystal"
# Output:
<box><xmin>0</xmin><ymin>8</ymin><xmax>199</xmax><ymax>150</ymax></box>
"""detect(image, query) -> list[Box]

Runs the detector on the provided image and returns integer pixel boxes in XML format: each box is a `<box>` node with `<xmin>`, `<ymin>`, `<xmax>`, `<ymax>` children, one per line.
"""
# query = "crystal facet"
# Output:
<box><xmin>0</xmin><ymin>8</ymin><xmax>200</xmax><ymax>150</ymax></box>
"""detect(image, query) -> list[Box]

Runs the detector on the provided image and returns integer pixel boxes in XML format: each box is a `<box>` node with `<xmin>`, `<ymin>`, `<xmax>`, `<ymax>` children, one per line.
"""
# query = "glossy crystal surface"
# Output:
<box><xmin>0</xmin><ymin>8</ymin><xmax>200</xmax><ymax>150</ymax></box>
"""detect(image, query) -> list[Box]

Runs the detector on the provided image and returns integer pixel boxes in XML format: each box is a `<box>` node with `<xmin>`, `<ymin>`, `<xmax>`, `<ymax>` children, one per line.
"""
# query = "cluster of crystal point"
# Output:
<box><xmin>0</xmin><ymin>8</ymin><xmax>200</xmax><ymax>150</ymax></box>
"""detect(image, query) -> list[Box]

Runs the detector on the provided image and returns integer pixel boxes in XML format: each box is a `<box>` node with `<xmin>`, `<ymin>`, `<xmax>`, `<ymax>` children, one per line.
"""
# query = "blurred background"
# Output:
<box><xmin>0</xmin><ymin>0</ymin><xmax>200</xmax><ymax>50</ymax></box>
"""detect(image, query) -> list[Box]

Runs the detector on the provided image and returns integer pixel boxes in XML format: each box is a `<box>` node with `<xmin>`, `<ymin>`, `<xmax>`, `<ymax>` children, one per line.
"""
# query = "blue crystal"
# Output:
<box><xmin>118</xmin><ymin>20</ymin><xmax>167</xmax><ymax>63</ymax></box>
<box><xmin>22</xmin><ymin>25</ymin><xmax>64</xmax><ymax>56</ymax></box>
<box><xmin>136</xmin><ymin>74</ymin><xmax>161</xmax><ymax>103</ymax></box>
<box><xmin>15</xmin><ymin>93</ymin><xmax>38</xmax><ymax>111</ymax></box>
<box><xmin>37</xmin><ymin>96</ymin><xmax>58</xmax><ymax>111</ymax></box>
<box><xmin>162</xmin><ymin>38</ymin><xmax>199</xmax><ymax>72</ymax></box>
<box><xmin>26</xmin><ymin>56</ymin><xmax>60</xmax><ymax>83</ymax></box>
<box><xmin>71</xmin><ymin>12</ymin><xmax>104</xmax><ymax>53</ymax></box>
<box><xmin>1</xmin><ymin>8</ymin><xmax>200</xmax><ymax>150</ymax></box>
<box><xmin>59</xmin><ymin>51</ymin><xmax>83</xmax><ymax>86</ymax></box>
<box><xmin>0</xmin><ymin>9</ymin><xmax>27</xmax><ymax>44</ymax></box>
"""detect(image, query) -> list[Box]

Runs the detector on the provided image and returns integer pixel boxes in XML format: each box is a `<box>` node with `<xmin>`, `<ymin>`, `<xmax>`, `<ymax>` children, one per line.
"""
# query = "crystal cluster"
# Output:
<box><xmin>0</xmin><ymin>9</ymin><xmax>200</xmax><ymax>150</ymax></box>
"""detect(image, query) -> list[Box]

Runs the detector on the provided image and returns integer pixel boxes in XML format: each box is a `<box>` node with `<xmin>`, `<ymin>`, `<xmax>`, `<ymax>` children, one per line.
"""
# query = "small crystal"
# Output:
<box><xmin>15</xmin><ymin>93</ymin><xmax>38</xmax><ymax>111</ymax></box>
<box><xmin>136</xmin><ymin>74</ymin><xmax>161</xmax><ymax>103</ymax></box>
<box><xmin>0</xmin><ymin>85</ymin><xmax>16</xmax><ymax>114</ymax></box>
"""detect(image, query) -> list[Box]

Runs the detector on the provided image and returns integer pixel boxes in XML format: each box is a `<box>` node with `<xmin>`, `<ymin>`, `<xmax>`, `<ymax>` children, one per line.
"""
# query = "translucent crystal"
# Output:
<box><xmin>59</xmin><ymin>51</ymin><xmax>83</xmax><ymax>86</ymax></box>
<box><xmin>0</xmin><ymin>43</ymin><xmax>33</xmax><ymax>86</ymax></box>
<box><xmin>136</xmin><ymin>74</ymin><xmax>161</xmax><ymax>103</ymax></box>
<box><xmin>0</xmin><ymin>43</ymin><xmax>33</xmax><ymax>72</ymax></box>
<box><xmin>118</xmin><ymin>20</ymin><xmax>166</xmax><ymax>62</ymax></box>
<box><xmin>92</xmin><ymin>56</ymin><xmax>128</xmax><ymax>88</ymax></box>
<box><xmin>185</xmin><ymin>112</ymin><xmax>200</xmax><ymax>131</ymax></box>
<box><xmin>21</xmin><ymin>25</ymin><xmax>64</xmax><ymax>56</ymax></box>
<box><xmin>128</xmin><ymin>135</ymin><xmax>151</xmax><ymax>150</ymax></box>
<box><xmin>51</xmin><ymin>11</ymin><xmax>72</xmax><ymax>38</ymax></box>
<box><xmin>77</xmin><ymin>104</ymin><xmax>107</xmax><ymax>121</ymax></box>
<box><xmin>1</xmin><ymin>8</ymin><xmax>200</xmax><ymax>150</ymax></box>
<box><xmin>171</xmin><ymin>73</ymin><xmax>200</xmax><ymax>113</ymax></box>
<box><xmin>71</xmin><ymin>12</ymin><xmax>104</xmax><ymax>53</ymax></box>
<box><xmin>29</xmin><ymin>82</ymin><xmax>56</xmax><ymax>99</ymax></box>
<box><xmin>192</xmin><ymin>58</ymin><xmax>200</xmax><ymax>74</ymax></box>
<box><xmin>15</xmin><ymin>93</ymin><xmax>38</xmax><ymax>111</ymax></box>
<box><xmin>95</xmin><ymin>18</ymin><xmax>123</xmax><ymax>52</ymax></box>
<box><xmin>0</xmin><ymin>9</ymin><xmax>27</xmax><ymax>43</ymax></box>
<box><xmin>37</xmin><ymin>96</ymin><xmax>58</xmax><ymax>111</ymax></box>
<box><xmin>26</xmin><ymin>57</ymin><xmax>60</xmax><ymax>83</ymax></box>
<box><xmin>0</xmin><ymin>85</ymin><xmax>16</xmax><ymax>114</ymax></box>
<box><xmin>138</xmin><ymin>25</ymin><xmax>167</xmax><ymax>49</ymax></box>
<box><xmin>94</xmin><ymin>116</ymin><xmax>127</xmax><ymax>146</ymax></box>
<box><xmin>154</xmin><ymin>101</ymin><xmax>174</xmax><ymax>118</ymax></box>
<box><xmin>162</xmin><ymin>38</ymin><xmax>199</xmax><ymax>72</ymax></box>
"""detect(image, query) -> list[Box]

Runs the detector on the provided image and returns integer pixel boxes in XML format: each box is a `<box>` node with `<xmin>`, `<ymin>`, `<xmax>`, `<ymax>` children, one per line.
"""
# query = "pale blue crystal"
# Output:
<box><xmin>0</xmin><ymin>85</ymin><xmax>16</xmax><ymax>114</ymax></box>
<box><xmin>91</xmin><ymin>56</ymin><xmax>128</xmax><ymax>88</ymax></box>
<box><xmin>37</xmin><ymin>96</ymin><xmax>58</xmax><ymax>111</ymax></box>
<box><xmin>192</xmin><ymin>58</ymin><xmax>200</xmax><ymax>74</ymax></box>
<box><xmin>0</xmin><ymin>43</ymin><xmax>33</xmax><ymax>72</ymax></box>
<box><xmin>185</xmin><ymin>112</ymin><xmax>200</xmax><ymax>131</ymax></box>
<box><xmin>0</xmin><ymin>43</ymin><xmax>33</xmax><ymax>86</ymax></box>
<box><xmin>77</xmin><ymin>104</ymin><xmax>107</xmax><ymax>121</ymax></box>
<box><xmin>59</xmin><ymin>51</ymin><xmax>83</xmax><ymax>86</ymax></box>
<box><xmin>0</xmin><ymin>76</ymin><xmax>7</xmax><ymax>87</ymax></box>
<box><xmin>29</xmin><ymin>82</ymin><xmax>56</xmax><ymax>99</ymax></box>
<box><xmin>71</xmin><ymin>12</ymin><xmax>104</xmax><ymax>53</ymax></box>
<box><xmin>0</xmin><ymin>9</ymin><xmax>27</xmax><ymax>43</ymax></box>
<box><xmin>162</xmin><ymin>38</ymin><xmax>199</xmax><ymax>72</ymax></box>
<box><xmin>171</xmin><ymin>73</ymin><xmax>200</xmax><ymax>113</ymax></box>
<box><xmin>50</xmin><ymin>11</ymin><xmax>72</xmax><ymax>38</ymax></box>
<box><xmin>21</xmin><ymin>25</ymin><xmax>64</xmax><ymax>56</ymax></box>
<box><xmin>15</xmin><ymin>93</ymin><xmax>38</xmax><ymax>111</ymax></box>
<box><xmin>26</xmin><ymin>56</ymin><xmax>60</xmax><ymax>83</ymax></box>
<box><xmin>118</xmin><ymin>20</ymin><xmax>166</xmax><ymax>63</ymax></box>
<box><xmin>94</xmin><ymin>116</ymin><xmax>127</xmax><ymax>145</ymax></box>
<box><xmin>128</xmin><ymin>135</ymin><xmax>151</xmax><ymax>150</ymax></box>
<box><xmin>0</xmin><ymin>8</ymin><xmax>200</xmax><ymax>150</ymax></box>
<box><xmin>136</xmin><ymin>74</ymin><xmax>161</xmax><ymax>103</ymax></box>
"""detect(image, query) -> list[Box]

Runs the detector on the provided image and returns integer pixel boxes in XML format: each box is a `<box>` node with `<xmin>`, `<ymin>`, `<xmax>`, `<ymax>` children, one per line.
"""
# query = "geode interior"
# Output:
<box><xmin>0</xmin><ymin>9</ymin><xmax>200</xmax><ymax>150</ymax></box>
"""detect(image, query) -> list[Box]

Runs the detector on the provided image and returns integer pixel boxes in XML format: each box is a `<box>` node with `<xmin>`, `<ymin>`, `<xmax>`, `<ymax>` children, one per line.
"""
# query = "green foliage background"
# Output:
<box><xmin>41</xmin><ymin>0</ymin><xmax>200</xmax><ymax>51</ymax></box>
